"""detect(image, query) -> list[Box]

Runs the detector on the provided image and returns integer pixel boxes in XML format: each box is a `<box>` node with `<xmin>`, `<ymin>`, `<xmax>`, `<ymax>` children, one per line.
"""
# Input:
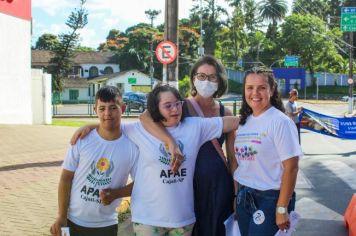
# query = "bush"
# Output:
<box><xmin>178</xmin><ymin>76</ymin><xmax>191</xmax><ymax>98</ymax></box>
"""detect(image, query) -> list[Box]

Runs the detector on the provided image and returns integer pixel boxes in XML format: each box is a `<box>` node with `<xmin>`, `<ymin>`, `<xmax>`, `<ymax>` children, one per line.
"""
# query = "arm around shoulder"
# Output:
<box><xmin>222</xmin><ymin>115</ymin><xmax>240</xmax><ymax>133</ymax></box>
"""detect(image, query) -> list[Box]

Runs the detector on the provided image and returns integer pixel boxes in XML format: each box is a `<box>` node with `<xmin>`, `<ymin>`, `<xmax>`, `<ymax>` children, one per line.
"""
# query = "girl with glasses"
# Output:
<box><xmin>140</xmin><ymin>55</ymin><xmax>237</xmax><ymax>236</ymax></box>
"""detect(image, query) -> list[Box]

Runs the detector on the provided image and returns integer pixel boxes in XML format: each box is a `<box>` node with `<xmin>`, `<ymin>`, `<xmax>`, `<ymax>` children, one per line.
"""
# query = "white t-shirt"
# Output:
<box><xmin>121</xmin><ymin>117</ymin><xmax>223</xmax><ymax>228</ymax></box>
<box><xmin>63</xmin><ymin>129</ymin><xmax>139</xmax><ymax>228</ymax></box>
<box><xmin>234</xmin><ymin>106</ymin><xmax>303</xmax><ymax>191</ymax></box>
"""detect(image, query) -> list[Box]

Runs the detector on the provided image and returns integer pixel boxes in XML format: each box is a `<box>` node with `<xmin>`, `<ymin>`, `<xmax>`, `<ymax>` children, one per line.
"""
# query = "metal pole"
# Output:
<box><xmin>150</xmin><ymin>18</ymin><xmax>154</xmax><ymax>89</ymax></box>
<box><xmin>164</xmin><ymin>0</ymin><xmax>178</xmax><ymax>87</ymax></box>
<box><xmin>348</xmin><ymin>32</ymin><xmax>354</xmax><ymax>114</ymax></box>
<box><xmin>316</xmin><ymin>75</ymin><xmax>319</xmax><ymax>100</ymax></box>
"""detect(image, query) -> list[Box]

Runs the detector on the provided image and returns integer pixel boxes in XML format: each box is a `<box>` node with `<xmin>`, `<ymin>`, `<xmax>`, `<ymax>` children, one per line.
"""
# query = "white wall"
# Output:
<box><xmin>61</xmin><ymin>88</ymin><xmax>88</xmax><ymax>101</ymax></box>
<box><xmin>0</xmin><ymin>13</ymin><xmax>32</xmax><ymax>124</ymax></box>
<box><xmin>105</xmin><ymin>71</ymin><xmax>152</xmax><ymax>92</ymax></box>
<box><xmin>81</xmin><ymin>64</ymin><xmax>119</xmax><ymax>78</ymax></box>
<box><xmin>31</xmin><ymin>69</ymin><xmax>52</xmax><ymax>124</ymax></box>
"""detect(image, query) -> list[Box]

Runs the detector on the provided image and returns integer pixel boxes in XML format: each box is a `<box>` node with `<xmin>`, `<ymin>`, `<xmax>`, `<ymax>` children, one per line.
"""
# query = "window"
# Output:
<box><xmin>69</xmin><ymin>90</ymin><xmax>79</xmax><ymax>100</ymax></box>
<box><xmin>103</xmin><ymin>66</ymin><xmax>113</xmax><ymax>74</ymax></box>
<box><xmin>89</xmin><ymin>66</ymin><xmax>99</xmax><ymax>77</ymax></box>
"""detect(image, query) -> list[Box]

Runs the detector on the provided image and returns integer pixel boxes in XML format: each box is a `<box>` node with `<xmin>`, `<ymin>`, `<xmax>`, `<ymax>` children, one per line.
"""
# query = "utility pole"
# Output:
<box><xmin>348</xmin><ymin>32</ymin><xmax>354</xmax><ymax>114</ymax></box>
<box><xmin>145</xmin><ymin>9</ymin><xmax>161</xmax><ymax>90</ymax></box>
<box><xmin>198</xmin><ymin>0</ymin><xmax>204</xmax><ymax>56</ymax></box>
<box><xmin>164</xmin><ymin>0</ymin><xmax>178</xmax><ymax>87</ymax></box>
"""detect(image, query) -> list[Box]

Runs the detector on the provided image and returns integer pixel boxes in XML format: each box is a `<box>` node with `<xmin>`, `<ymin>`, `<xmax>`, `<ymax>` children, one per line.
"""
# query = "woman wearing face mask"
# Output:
<box><xmin>140</xmin><ymin>55</ymin><xmax>237</xmax><ymax>236</ymax></box>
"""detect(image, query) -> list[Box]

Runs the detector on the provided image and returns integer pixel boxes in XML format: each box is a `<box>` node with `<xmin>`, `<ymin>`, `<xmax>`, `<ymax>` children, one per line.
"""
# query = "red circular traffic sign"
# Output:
<box><xmin>155</xmin><ymin>41</ymin><xmax>177</xmax><ymax>64</ymax></box>
<box><xmin>347</xmin><ymin>78</ymin><xmax>354</xmax><ymax>85</ymax></box>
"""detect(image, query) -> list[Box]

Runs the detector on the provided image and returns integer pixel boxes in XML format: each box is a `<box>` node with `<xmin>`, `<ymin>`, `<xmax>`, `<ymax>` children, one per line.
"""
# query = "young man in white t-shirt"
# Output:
<box><xmin>50</xmin><ymin>86</ymin><xmax>139</xmax><ymax>236</ymax></box>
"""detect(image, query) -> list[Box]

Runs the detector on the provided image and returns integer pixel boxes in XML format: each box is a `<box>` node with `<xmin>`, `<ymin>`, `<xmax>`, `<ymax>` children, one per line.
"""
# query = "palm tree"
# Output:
<box><xmin>258</xmin><ymin>0</ymin><xmax>288</xmax><ymax>26</ymax></box>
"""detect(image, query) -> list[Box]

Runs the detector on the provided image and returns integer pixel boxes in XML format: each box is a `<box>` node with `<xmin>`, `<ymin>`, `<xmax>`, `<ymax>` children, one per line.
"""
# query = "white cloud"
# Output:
<box><xmin>32</xmin><ymin>0</ymin><xmax>75</xmax><ymax>16</ymax></box>
<box><xmin>78</xmin><ymin>28</ymin><xmax>102</xmax><ymax>49</ymax></box>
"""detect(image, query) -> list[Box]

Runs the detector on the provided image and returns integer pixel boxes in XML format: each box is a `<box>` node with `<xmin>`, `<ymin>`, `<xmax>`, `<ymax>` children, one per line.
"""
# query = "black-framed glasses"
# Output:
<box><xmin>160</xmin><ymin>101</ymin><xmax>184</xmax><ymax>110</ymax></box>
<box><xmin>194</xmin><ymin>73</ymin><xmax>219</xmax><ymax>82</ymax></box>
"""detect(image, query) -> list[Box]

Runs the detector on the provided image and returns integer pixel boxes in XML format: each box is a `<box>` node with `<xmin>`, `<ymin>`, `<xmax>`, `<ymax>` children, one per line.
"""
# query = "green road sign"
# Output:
<box><xmin>128</xmin><ymin>77</ymin><xmax>137</xmax><ymax>84</ymax></box>
<box><xmin>284</xmin><ymin>55</ymin><xmax>299</xmax><ymax>67</ymax></box>
<box><xmin>341</xmin><ymin>7</ymin><xmax>356</xmax><ymax>32</ymax></box>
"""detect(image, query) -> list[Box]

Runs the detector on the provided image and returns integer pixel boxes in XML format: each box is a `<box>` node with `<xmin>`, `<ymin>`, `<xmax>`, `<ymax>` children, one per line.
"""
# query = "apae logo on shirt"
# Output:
<box><xmin>158</xmin><ymin>140</ymin><xmax>187</xmax><ymax>184</ymax></box>
<box><xmin>81</xmin><ymin>157</ymin><xmax>114</xmax><ymax>203</ymax></box>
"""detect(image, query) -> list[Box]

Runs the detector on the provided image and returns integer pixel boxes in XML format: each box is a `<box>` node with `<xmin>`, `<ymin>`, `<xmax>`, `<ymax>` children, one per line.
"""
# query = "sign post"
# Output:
<box><xmin>341</xmin><ymin>7</ymin><xmax>355</xmax><ymax>114</ymax></box>
<box><xmin>155</xmin><ymin>40</ymin><xmax>177</xmax><ymax>84</ymax></box>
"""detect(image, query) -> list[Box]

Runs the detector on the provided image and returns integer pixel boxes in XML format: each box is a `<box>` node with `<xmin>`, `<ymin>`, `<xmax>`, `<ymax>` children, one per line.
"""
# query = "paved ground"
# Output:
<box><xmin>0</xmin><ymin>125</ymin><xmax>76</xmax><ymax>236</ymax></box>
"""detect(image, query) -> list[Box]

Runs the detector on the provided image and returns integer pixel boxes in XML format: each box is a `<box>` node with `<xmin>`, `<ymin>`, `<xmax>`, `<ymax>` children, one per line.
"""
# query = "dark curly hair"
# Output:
<box><xmin>189</xmin><ymin>55</ymin><xmax>227</xmax><ymax>98</ymax></box>
<box><xmin>147</xmin><ymin>83</ymin><xmax>185</xmax><ymax>123</ymax></box>
<box><xmin>239</xmin><ymin>67</ymin><xmax>285</xmax><ymax>125</ymax></box>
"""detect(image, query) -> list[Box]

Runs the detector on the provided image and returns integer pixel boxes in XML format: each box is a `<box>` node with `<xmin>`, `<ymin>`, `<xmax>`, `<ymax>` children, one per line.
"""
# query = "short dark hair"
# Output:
<box><xmin>95</xmin><ymin>86</ymin><xmax>122</xmax><ymax>105</ymax></box>
<box><xmin>239</xmin><ymin>67</ymin><xmax>285</xmax><ymax>125</ymax></box>
<box><xmin>147</xmin><ymin>83</ymin><xmax>185</xmax><ymax>122</ymax></box>
<box><xmin>189</xmin><ymin>55</ymin><xmax>228</xmax><ymax>98</ymax></box>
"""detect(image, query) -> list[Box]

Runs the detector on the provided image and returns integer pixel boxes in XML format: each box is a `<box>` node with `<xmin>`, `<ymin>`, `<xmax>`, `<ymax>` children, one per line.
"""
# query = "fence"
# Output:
<box><xmin>226</xmin><ymin>68</ymin><xmax>354</xmax><ymax>87</ymax></box>
<box><xmin>52</xmin><ymin>99</ymin><xmax>242</xmax><ymax>117</ymax></box>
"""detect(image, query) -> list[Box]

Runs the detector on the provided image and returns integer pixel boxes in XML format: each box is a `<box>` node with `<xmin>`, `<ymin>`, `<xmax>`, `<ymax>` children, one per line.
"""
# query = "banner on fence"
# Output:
<box><xmin>299</xmin><ymin>108</ymin><xmax>356</xmax><ymax>139</ymax></box>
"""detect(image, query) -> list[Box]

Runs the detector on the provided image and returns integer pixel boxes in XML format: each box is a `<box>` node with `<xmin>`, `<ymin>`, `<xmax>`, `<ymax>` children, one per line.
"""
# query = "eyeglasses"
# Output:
<box><xmin>160</xmin><ymin>101</ymin><xmax>184</xmax><ymax>110</ymax></box>
<box><xmin>194</xmin><ymin>73</ymin><xmax>219</xmax><ymax>82</ymax></box>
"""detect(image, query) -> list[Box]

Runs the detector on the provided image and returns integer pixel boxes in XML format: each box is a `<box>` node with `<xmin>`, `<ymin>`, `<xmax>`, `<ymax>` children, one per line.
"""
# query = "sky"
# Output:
<box><xmin>32</xmin><ymin>0</ymin><xmax>293</xmax><ymax>49</ymax></box>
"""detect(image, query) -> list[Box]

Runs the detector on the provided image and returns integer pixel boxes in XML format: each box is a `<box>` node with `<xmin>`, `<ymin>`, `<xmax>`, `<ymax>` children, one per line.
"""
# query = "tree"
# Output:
<box><xmin>190</xmin><ymin>0</ymin><xmax>228</xmax><ymax>55</ymax></box>
<box><xmin>258</xmin><ymin>0</ymin><xmax>288</xmax><ymax>26</ymax></box>
<box><xmin>217</xmin><ymin>6</ymin><xmax>248</xmax><ymax>68</ymax></box>
<box><xmin>35</xmin><ymin>33</ymin><xmax>60</xmax><ymax>50</ymax></box>
<box><xmin>280</xmin><ymin>14</ymin><xmax>342</xmax><ymax>86</ymax></box>
<box><xmin>48</xmin><ymin>0</ymin><xmax>88</xmax><ymax>92</ymax></box>
<box><xmin>292</xmin><ymin>0</ymin><xmax>330</xmax><ymax>20</ymax></box>
<box><xmin>243</xmin><ymin>0</ymin><xmax>261</xmax><ymax>33</ymax></box>
<box><xmin>106</xmin><ymin>29</ymin><xmax>121</xmax><ymax>40</ymax></box>
<box><xmin>75</xmin><ymin>45</ymin><xmax>95</xmax><ymax>52</ymax></box>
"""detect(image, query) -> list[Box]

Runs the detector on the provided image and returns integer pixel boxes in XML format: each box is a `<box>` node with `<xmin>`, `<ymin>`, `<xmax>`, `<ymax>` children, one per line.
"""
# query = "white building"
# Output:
<box><xmin>88</xmin><ymin>70</ymin><xmax>156</xmax><ymax>96</ymax></box>
<box><xmin>32</xmin><ymin>50</ymin><xmax>120</xmax><ymax>103</ymax></box>
<box><xmin>31</xmin><ymin>50</ymin><xmax>120</xmax><ymax>79</ymax></box>
<box><xmin>0</xmin><ymin>0</ymin><xmax>32</xmax><ymax>124</ymax></box>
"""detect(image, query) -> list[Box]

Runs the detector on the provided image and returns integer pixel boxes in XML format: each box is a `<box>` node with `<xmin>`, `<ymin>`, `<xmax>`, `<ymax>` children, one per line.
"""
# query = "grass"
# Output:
<box><xmin>52</xmin><ymin>119</ymin><xmax>94</xmax><ymax>127</ymax></box>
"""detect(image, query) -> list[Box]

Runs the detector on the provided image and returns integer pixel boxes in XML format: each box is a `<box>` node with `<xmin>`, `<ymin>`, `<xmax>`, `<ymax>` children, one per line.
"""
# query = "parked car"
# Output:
<box><xmin>341</xmin><ymin>95</ymin><xmax>356</xmax><ymax>102</ymax></box>
<box><xmin>123</xmin><ymin>92</ymin><xmax>147</xmax><ymax>113</ymax></box>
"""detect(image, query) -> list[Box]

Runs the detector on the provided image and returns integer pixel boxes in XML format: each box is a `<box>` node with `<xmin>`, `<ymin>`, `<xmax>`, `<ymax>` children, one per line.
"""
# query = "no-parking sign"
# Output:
<box><xmin>155</xmin><ymin>40</ymin><xmax>177</xmax><ymax>64</ymax></box>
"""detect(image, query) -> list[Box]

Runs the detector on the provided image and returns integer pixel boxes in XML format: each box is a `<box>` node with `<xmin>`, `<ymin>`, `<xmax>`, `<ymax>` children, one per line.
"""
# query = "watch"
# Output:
<box><xmin>276</xmin><ymin>206</ymin><xmax>287</xmax><ymax>214</ymax></box>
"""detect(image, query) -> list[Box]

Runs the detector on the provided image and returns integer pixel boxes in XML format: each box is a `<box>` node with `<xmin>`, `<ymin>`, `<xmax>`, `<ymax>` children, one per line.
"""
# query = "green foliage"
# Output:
<box><xmin>75</xmin><ymin>45</ymin><xmax>95</xmax><ymax>52</ymax></box>
<box><xmin>48</xmin><ymin>0</ymin><xmax>88</xmax><ymax>92</ymax></box>
<box><xmin>258</xmin><ymin>0</ymin><xmax>288</xmax><ymax>25</ymax></box>
<box><xmin>190</xmin><ymin>0</ymin><xmax>228</xmax><ymax>55</ymax></box>
<box><xmin>280</xmin><ymin>13</ymin><xmax>342</xmax><ymax>82</ymax></box>
<box><xmin>292</xmin><ymin>0</ymin><xmax>330</xmax><ymax>20</ymax></box>
<box><xmin>178</xmin><ymin>76</ymin><xmax>191</xmax><ymax>98</ymax></box>
<box><xmin>35</xmin><ymin>33</ymin><xmax>60</xmax><ymax>50</ymax></box>
<box><xmin>52</xmin><ymin>119</ymin><xmax>93</xmax><ymax>127</ymax></box>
